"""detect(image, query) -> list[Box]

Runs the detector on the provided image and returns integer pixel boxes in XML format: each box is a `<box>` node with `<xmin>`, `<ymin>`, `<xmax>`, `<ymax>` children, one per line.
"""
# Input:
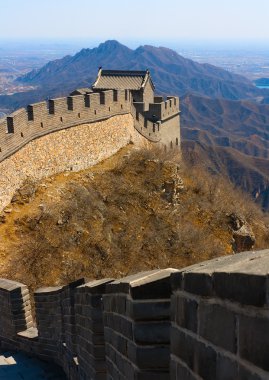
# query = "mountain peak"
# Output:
<box><xmin>97</xmin><ymin>40</ymin><xmax>131</xmax><ymax>53</ymax></box>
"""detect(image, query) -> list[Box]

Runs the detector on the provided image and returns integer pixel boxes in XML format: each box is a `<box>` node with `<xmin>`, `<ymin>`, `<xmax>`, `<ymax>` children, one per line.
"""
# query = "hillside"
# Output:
<box><xmin>0</xmin><ymin>146</ymin><xmax>268</xmax><ymax>292</ymax></box>
<box><xmin>181</xmin><ymin>94</ymin><xmax>269</xmax><ymax>209</ymax></box>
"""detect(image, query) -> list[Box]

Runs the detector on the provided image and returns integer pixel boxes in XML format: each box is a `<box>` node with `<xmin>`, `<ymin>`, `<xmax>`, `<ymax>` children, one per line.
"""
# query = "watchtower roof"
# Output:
<box><xmin>92</xmin><ymin>68</ymin><xmax>155</xmax><ymax>91</ymax></box>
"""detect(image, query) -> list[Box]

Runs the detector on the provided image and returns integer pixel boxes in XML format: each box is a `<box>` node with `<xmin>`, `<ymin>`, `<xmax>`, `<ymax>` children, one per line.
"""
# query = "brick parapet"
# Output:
<box><xmin>0</xmin><ymin>89</ymin><xmax>132</xmax><ymax>162</ymax></box>
<box><xmin>0</xmin><ymin>250</ymin><xmax>269</xmax><ymax>379</ymax></box>
<box><xmin>0</xmin><ymin>88</ymin><xmax>180</xmax><ymax>212</ymax></box>
<box><xmin>130</xmin><ymin>103</ymin><xmax>161</xmax><ymax>142</ymax></box>
<box><xmin>75</xmin><ymin>278</ymin><xmax>113</xmax><ymax>380</ymax></box>
<box><xmin>0</xmin><ymin>279</ymin><xmax>34</xmax><ymax>339</ymax></box>
<box><xmin>103</xmin><ymin>268</ymin><xmax>179</xmax><ymax>380</ymax></box>
<box><xmin>170</xmin><ymin>249</ymin><xmax>269</xmax><ymax>380</ymax></box>
<box><xmin>0</xmin><ymin>90</ymin><xmax>180</xmax><ymax>162</ymax></box>
<box><xmin>146</xmin><ymin>96</ymin><xmax>180</xmax><ymax>122</ymax></box>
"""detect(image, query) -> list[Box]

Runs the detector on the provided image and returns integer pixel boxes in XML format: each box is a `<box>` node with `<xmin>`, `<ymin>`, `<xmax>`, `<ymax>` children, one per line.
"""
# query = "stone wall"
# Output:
<box><xmin>0</xmin><ymin>250</ymin><xmax>268</xmax><ymax>379</ymax></box>
<box><xmin>0</xmin><ymin>89</ymin><xmax>178</xmax><ymax>163</ymax></box>
<box><xmin>103</xmin><ymin>269</ymin><xmax>178</xmax><ymax>379</ymax></box>
<box><xmin>0</xmin><ymin>114</ymin><xmax>151</xmax><ymax>212</ymax></box>
<box><xmin>74</xmin><ymin>278</ymin><xmax>113</xmax><ymax>380</ymax></box>
<box><xmin>170</xmin><ymin>250</ymin><xmax>269</xmax><ymax>380</ymax></box>
<box><xmin>0</xmin><ymin>88</ymin><xmax>180</xmax><ymax>212</ymax></box>
<box><xmin>0</xmin><ymin>90</ymin><xmax>131</xmax><ymax>161</ymax></box>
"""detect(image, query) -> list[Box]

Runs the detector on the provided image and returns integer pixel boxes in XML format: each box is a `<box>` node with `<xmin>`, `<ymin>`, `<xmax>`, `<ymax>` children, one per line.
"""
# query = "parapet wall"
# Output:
<box><xmin>0</xmin><ymin>114</ymin><xmax>147</xmax><ymax>211</ymax></box>
<box><xmin>0</xmin><ymin>89</ymin><xmax>180</xmax><ymax>211</ymax></box>
<box><xmin>0</xmin><ymin>250</ymin><xmax>268</xmax><ymax>380</ymax></box>
<box><xmin>0</xmin><ymin>90</ymin><xmax>180</xmax><ymax>163</ymax></box>
<box><xmin>170</xmin><ymin>250</ymin><xmax>269</xmax><ymax>380</ymax></box>
<box><xmin>0</xmin><ymin>90</ymin><xmax>130</xmax><ymax>161</ymax></box>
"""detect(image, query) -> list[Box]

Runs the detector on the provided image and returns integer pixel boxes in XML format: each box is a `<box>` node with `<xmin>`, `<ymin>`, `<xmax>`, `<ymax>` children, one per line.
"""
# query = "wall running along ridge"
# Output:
<box><xmin>0</xmin><ymin>114</ymin><xmax>148</xmax><ymax>211</ymax></box>
<box><xmin>0</xmin><ymin>89</ymin><xmax>180</xmax><ymax>211</ymax></box>
<box><xmin>0</xmin><ymin>250</ymin><xmax>268</xmax><ymax>379</ymax></box>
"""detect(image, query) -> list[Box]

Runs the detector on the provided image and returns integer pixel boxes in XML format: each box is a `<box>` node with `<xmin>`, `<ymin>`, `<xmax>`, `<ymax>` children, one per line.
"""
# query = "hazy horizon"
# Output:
<box><xmin>0</xmin><ymin>37</ymin><xmax>269</xmax><ymax>53</ymax></box>
<box><xmin>0</xmin><ymin>0</ymin><xmax>268</xmax><ymax>43</ymax></box>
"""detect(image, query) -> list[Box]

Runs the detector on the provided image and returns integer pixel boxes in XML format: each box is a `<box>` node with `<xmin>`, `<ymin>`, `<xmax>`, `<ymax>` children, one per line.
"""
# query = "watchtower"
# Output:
<box><xmin>92</xmin><ymin>68</ymin><xmax>155</xmax><ymax>111</ymax></box>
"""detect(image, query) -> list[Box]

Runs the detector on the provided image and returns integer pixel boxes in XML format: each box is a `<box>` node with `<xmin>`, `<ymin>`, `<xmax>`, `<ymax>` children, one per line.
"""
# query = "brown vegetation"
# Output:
<box><xmin>181</xmin><ymin>93</ymin><xmax>269</xmax><ymax>210</ymax></box>
<box><xmin>0</xmin><ymin>145</ymin><xmax>268</xmax><ymax>292</ymax></box>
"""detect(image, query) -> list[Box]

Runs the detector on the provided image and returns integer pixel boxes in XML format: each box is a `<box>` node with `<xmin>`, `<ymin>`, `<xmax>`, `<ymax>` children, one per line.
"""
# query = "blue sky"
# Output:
<box><xmin>0</xmin><ymin>0</ymin><xmax>268</xmax><ymax>44</ymax></box>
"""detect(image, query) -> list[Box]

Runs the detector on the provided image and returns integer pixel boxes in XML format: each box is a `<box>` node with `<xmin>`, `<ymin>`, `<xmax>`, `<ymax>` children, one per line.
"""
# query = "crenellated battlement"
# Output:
<box><xmin>145</xmin><ymin>96</ymin><xmax>180</xmax><ymax>122</ymax></box>
<box><xmin>0</xmin><ymin>250</ymin><xmax>268</xmax><ymax>379</ymax></box>
<box><xmin>0</xmin><ymin>89</ymin><xmax>132</xmax><ymax>162</ymax></box>
<box><xmin>0</xmin><ymin>88</ymin><xmax>180</xmax><ymax>162</ymax></box>
<box><xmin>0</xmin><ymin>68</ymin><xmax>180</xmax><ymax>213</ymax></box>
<box><xmin>0</xmin><ymin>70</ymin><xmax>181</xmax><ymax>212</ymax></box>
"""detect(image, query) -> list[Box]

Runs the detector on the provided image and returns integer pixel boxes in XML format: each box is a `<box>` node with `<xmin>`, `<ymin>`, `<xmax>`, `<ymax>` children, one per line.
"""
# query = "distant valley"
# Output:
<box><xmin>1</xmin><ymin>40</ymin><xmax>269</xmax><ymax>209</ymax></box>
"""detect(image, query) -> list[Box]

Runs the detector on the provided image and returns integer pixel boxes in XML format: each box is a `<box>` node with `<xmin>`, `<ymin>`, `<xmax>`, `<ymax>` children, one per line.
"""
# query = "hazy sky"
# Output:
<box><xmin>0</xmin><ymin>0</ymin><xmax>268</xmax><ymax>44</ymax></box>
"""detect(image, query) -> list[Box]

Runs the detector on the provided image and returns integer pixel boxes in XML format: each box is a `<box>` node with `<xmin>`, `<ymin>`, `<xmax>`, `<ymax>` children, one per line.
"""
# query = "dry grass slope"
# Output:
<box><xmin>0</xmin><ymin>145</ymin><xmax>268</xmax><ymax>292</ymax></box>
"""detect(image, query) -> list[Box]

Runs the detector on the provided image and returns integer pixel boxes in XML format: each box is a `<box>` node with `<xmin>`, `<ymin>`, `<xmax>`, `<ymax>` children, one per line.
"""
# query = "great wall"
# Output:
<box><xmin>0</xmin><ymin>69</ymin><xmax>180</xmax><ymax>212</ymax></box>
<box><xmin>0</xmin><ymin>69</ymin><xmax>268</xmax><ymax>379</ymax></box>
<box><xmin>0</xmin><ymin>250</ymin><xmax>268</xmax><ymax>379</ymax></box>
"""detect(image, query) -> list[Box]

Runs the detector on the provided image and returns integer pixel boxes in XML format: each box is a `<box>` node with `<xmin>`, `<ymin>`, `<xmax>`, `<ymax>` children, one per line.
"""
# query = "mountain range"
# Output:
<box><xmin>1</xmin><ymin>40</ymin><xmax>267</xmax><ymax>110</ymax></box>
<box><xmin>1</xmin><ymin>40</ymin><xmax>269</xmax><ymax>209</ymax></box>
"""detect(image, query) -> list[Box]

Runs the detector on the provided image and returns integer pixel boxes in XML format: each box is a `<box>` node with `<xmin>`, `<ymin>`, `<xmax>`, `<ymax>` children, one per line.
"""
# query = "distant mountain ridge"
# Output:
<box><xmin>0</xmin><ymin>40</ymin><xmax>266</xmax><ymax>113</ymax></box>
<box><xmin>16</xmin><ymin>40</ymin><xmax>264</xmax><ymax>101</ymax></box>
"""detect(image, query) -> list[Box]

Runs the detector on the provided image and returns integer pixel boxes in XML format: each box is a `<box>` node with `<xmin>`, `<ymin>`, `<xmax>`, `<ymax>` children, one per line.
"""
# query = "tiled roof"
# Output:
<box><xmin>92</xmin><ymin>69</ymin><xmax>154</xmax><ymax>90</ymax></box>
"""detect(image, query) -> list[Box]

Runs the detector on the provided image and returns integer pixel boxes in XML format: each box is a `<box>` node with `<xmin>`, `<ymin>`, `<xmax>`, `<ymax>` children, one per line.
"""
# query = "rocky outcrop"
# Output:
<box><xmin>161</xmin><ymin>161</ymin><xmax>184</xmax><ymax>204</ymax></box>
<box><xmin>228</xmin><ymin>213</ymin><xmax>256</xmax><ymax>252</ymax></box>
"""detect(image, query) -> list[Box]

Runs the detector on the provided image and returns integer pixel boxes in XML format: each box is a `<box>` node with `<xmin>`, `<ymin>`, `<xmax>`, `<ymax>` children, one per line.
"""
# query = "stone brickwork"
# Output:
<box><xmin>170</xmin><ymin>249</ymin><xmax>269</xmax><ymax>380</ymax></box>
<box><xmin>103</xmin><ymin>269</ymin><xmax>178</xmax><ymax>380</ymax></box>
<box><xmin>34</xmin><ymin>286</ymin><xmax>64</xmax><ymax>361</ymax></box>
<box><xmin>0</xmin><ymin>250</ymin><xmax>268</xmax><ymax>379</ymax></box>
<box><xmin>0</xmin><ymin>279</ymin><xmax>34</xmax><ymax>338</ymax></box>
<box><xmin>0</xmin><ymin>114</ymin><xmax>149</xmax><ymax>212</ymax></box>
<box><xmin>0</xmin><ymin>86</ymin><xmax>180</xmax><ymax>212</ymax></box>
<box><xmin>75</xmin><ymin>279</ymin><xmax>113</xmax><ymax>380</ymax></box>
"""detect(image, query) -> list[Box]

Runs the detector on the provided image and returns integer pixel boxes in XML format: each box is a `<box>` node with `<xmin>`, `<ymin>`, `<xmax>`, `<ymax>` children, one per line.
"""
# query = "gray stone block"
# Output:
<box><xmin>199</xmin><ymin>301</ymin><xmax>236</xmax><ymax>353</ymax></box>
<box><xmin>170</xmin><ymin>355</ymin><xmax>201</xmax><ymax>380</ymax></box>
<box><xmin>170</xmin><ymin>357</ymin><xmax>177</xmax><ymax>379</ymax></box>
<box><xmin>170</xmin><ymin>326</ymin><xmax>194</xmax><ymax>369</ymax></box>
<box><xmin>34</xmin><ymin>286</ymin><xmax>63</xmax><ymax>295</ymax></box>
<box><xmin>82</xmin><ymin>278</ymin><xmax>114</xmax><ymax>294</ymax></box>
<box><xmin>134</xmin><ymin>369</ymin><xmax>170</xmax><ymax>380</ymax></box>
<box><xmin>238</xmin><ymin>364</ymin><xmax>269</xmax><ymax>380</ymax></box>
<box><xmin>239</xmin><ymin>314</ymin><xmax>269</xmax><ymax>371</ymax></box>
<box><xmin>195</xmin><ymin>338</ymin><xmax>217</xmax><ymax>380</ymax></box>
<box><xmin>183</xmin><ymin>272</ymin><xmax>213</xmax><ymax>297</ymax></box>
<box><xmin>170</xmin><ymin>272</ymin><xmax>183</xmax><ymax>292</ymax></box>
<box><xmin>213</xmin><ymin>272</ymin><xmax>266</xmax><ymax>307</ymax></box>
<box><xmin>131</xmin><ymin>277</ymin><xmax>173</xmax><ymax>300</ymax></box>
<box><xmin>216</xmin><ymin>352</ymin><xmax>238</xmax><ymax>380</ymax></box>
<box><xmin>127</xmin><ymin>341</ymin><xmax>170</xmax><ymax>369</ymax></box>
<box><xmin>134</xmin><ymin>321</ymin><xmax>170</xmax><ymax>344</ymax></box>
<box><xmin>128</xmin><ymin>299</ymin><xmax>170</xmax><ymax>321</ymax></box>
<box><xmin>175</xmin><ymin>294</ymin><xmax>198</xmax><ymax>333</ymax></box>
<box><xmin>106</xmin><ymin>269</ymin><xmax>178</xmax><ymax>299</ymax></box>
